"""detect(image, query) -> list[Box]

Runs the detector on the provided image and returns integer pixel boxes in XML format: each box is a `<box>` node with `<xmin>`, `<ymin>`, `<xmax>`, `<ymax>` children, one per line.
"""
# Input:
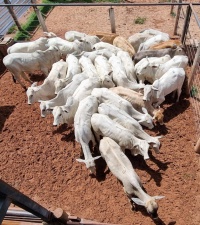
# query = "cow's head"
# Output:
<box><xmin>143</xmin><ymin>84</ymin><xmax>153</xmax><ymax>101</ymax></box>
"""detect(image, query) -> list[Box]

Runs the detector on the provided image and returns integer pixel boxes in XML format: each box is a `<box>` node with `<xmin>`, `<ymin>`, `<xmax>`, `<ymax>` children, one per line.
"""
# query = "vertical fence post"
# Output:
<box><xmin>4</xmin><ymin>0</ymin><xmax>23</xmax><ymax>31</ymax></box>
<box><xmin>188</xmin><ymin>42</ymin><xmax>200</xmax><ymax>90</ymax></box>
<box><xmin>31</xmin><ymin>0</ymin><xmax>48</xmax><ymax>32</ymax></box>
<box><xmin>109</xmin><ymin>7</ymin><xmax>116</xmax><ymax>33</ymax></box>
<box><xmin>195</xmin><ymin>137</ymin><xmax>200</xmax><ymax>153</ymax></box>
<box><xmin>181</xmin><ymin>4</ymin><xmax>192</xmax><ymax>45</ymax></box>
<box><xmin>173</xmin><ymin>0</ymin><xmax>182</xmax><ymax>35</ymax></box>
<box><xmin>170</xmin><ymin>0</ymin><xmax>175</xmax><ymax>15</ymax></box>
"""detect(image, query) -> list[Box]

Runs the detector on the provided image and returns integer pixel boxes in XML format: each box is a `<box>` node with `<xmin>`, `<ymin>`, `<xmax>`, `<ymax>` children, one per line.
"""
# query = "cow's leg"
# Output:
<box><xmin>176</xmin><ymin>88</ymin><xmax>182</xmax><ymax>102</ymax></box>
<box><xmin>41</xmin><ymin>67</ymin><xmax>49</xmax><ymax>77</ymax></box>
<box><xmin>20</xmin><ymin>72</ymin><xmax>33</xmax><ymax>84</ymax></box>
<box><xmin>14</xmin><ymin>73</ymin><xmax>27</xmax><ymax>90</ymax></box>
<box><xmin>153</xmin><ymin>97</ymin><xmax>165</xmax><ymax>108</ymax></box>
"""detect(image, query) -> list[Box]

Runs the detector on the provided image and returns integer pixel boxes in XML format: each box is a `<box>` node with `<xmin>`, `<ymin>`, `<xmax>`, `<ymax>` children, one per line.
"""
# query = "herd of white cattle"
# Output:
<box><xmin>3</xmin><ymin>28</ymin><xmax>189</xmax><ymax>219</ymax></box>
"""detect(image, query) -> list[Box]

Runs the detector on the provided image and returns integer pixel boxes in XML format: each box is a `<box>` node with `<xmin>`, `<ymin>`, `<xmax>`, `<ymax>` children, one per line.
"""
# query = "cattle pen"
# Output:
<box><xmin>0</xmin><ymin>1</ymin><xmax>200</xmax><ymax>224</ymax></box>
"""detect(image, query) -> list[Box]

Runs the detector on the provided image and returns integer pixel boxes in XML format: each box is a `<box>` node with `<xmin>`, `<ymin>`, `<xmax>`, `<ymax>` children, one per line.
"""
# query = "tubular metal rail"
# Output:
<box><xmin>0</xmin><ymin>179</ymin><xmax>119</xmax><ymax>225</ymax></box>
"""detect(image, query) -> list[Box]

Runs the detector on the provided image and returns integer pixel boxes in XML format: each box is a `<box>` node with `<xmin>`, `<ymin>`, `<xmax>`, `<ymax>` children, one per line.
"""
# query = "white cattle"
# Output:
<box><xmin>91</xmin><ymin>113</ymin><xmax>150</xmax><ymax>160</ymax></box>
<box><xmin>65</xmin><ymin>30</ymin><xmax>100</xmax><ymax>46</ymax></box>
<box><xmin>138</xmin><ymin>34</ymin><xmax>170</xmax><ymax>52</ymax></box>
<box><xmin>128</xmin><ymin>32</ymin><xmax>153</xmax><ymax>52</ymax></box>
<box><xmin>7</xmin><ymin>37</ymin><xmax>48</xmax><ymax>54</ymax></box>
<box><xmin>3</xmin><ymin>46</ymin><xmax>61</xmax><ymax>90</ymax></box>
<box><xmin>135</xmin><ymin>55</ymin><xmax>188</xmax><ymax>83</ymax></box>
<box><xmin>75</xmin><ymin>49</ymin><xmax>113</xmax><ymax>63</ymax></box>
<box><xmin>52</xmin><ymin>104</ymin><xmax>75</xmax><ymax>126</ymax></box>
<box><xmin>140</xmin><ymin>28</ymin><xmax>170</xmax><ymax>37</ymax></box>
<box><xmin>109</xmin><ymin>54</ymin><xmax>145</xmax><ymax>91</ymax></box>
<box><xmin>117</xmin><ymin>50</ymin><xmax>137</xmax><ymax>82</ymax></box>
<box><xmin>91</xmin><ymin>88</ymin><xmax>154</xmax><ymax>129</ymax></box>
<box><xmin>143</xmin><ymin>67</ymin><xmax>186</xmax><ymax>108</ymax></box>
<box><xmin>65</xmin><ymin>54</ymin><xmax>81</xmax><ymax>81</ymax></box>
<box><xmin>98</xmin><ymin>103</ymin><xmax>162</xmax><ymax>153</ymax></box>
<box><xmin>93</xmin><ymin>42</ymin><xmax>122</xmax><ymax>54</ymax></box>
<box><xmin>99</xmin><ymin>137</ymin><xmax>164</xmax><ymax>219</ymax></box>
<box><xmin>155</xmin><ymin>55</ymin><xmax>188</xmax><ymax>79</ymax></box>
<box><xmin>74</xmin><ymin>96</ymin><xmax>100</xmax><ymax>174</ymax></box>
<box><xmin>52</xmin><ymin>77</ymin><xmax>102</xmax><ymax>126</ymax></box>
<box><xmin>47</xmin><ymin>37</ymin><xmax>92</xmax><ymax>56</ymax></box>
<box><xmin>26</xmin><ymin>59</ymin><xmax>67</xmax><ymax>104</ymax></box>
<box><xmin>110</xmin><ymin>86</ymin><xmax>164</xmax><ymax>125</ymax></box>
<box><xmin>135</xmin><ymin>55</ymin><xmax>171</xmax><ymax>84</ymax></box>
<box><xmin>94</xmin><ymin>55</ymin><xmax>115</xmax><ymax>88</ymax></box>
<box><xmin>39</xmin><ymin>72</ymin><xmax>88</xmax><ymax>117</ymax></box>
<box><xmin>79</xmin><ymin>55</ymin><xmax>98</xmax><ymax>78</ymax></box>
<box><xmin>133</xmin><ymin>46</ymin><xmax>185</xmax><ymax>64</ymax></box>
<box><xmin>79</xmin><ymin>56</ymin><xmax>115</xmax><ymax>88</ymax></box>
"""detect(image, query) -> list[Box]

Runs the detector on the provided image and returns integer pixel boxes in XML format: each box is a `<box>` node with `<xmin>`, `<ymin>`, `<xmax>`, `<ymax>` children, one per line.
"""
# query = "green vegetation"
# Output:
<box><xmin>170</xmin><ymin>11</ymin><xmax>176</xmax><ymax>17</ymax></box>
<box><xmin>134</xmin><ymin>17</ymin><xmax>146</xmax><ymax>25</ymax></box>
<box><xmin>190</xmin><ymin>85</ymin><xmax>198</xmax><ymax>97</ymax></box>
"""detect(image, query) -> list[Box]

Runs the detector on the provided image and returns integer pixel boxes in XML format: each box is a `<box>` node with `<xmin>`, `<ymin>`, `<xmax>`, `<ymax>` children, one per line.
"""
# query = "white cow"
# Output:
<box><xmin>3</xmin><ymin>46</ymin><xmax>61</xmax><ymax>90</ymax></box>
<box><xmin>91</xmin><ymin>88</ymin><xmax>154</xmax><ymax>129</ymax></box>
<box><xmin>94</xmin><ymin>55</ymin><xmax>115</xmax><ymax>88</ymax></box>
<box><xmin>143</xmin><ymin>67</ymin><xmax>186</xmax><ymax>108</ymax></box>
<box><xmin>109</xmin><ymin>54</ymin><xmax>145</xmax><ymax>91</ymax></box>
<box><xmin>98</xmin><ymin>102</ymin><xmax>162</xmax><ymax>153</ymax></box>
<box><xmin>74</xmin><ymin>96</ymin><xmax>101</xmax><ymax>174</ymax></box>
<box><xmin>117</xmin><ymin>50</ymin><xmax>137</xmax><ymax>82</ymax></box>
<box><xmin>52</xmin><ymin>77</ymin><xmax>102</xmax><ymax>126</ymax></box>
<box><xmin>39</xmin><ymin>72</ymin><xmax>88</xmax><ymax>117</ymax></box>
<box><xmin>135</xmin><ymin>55</ymin><xmax>188</xmax><ymax>83</ymax></box>
<box><xmin>47</xmin><ymin>37</ymin><xmax>92</xmax><ymax>56</ymax></box>
<box><xmin>65</xmin><ymin>54</ymin><xmax>81</xmax><ymax>81</ymax></box>
<box><xmin>26</xmin><ymin>59</ymin><xmax>67</xmax><ymax>104</ymax></box>
<box><xmin>65</xmin><ymin>30</ymin><xmax>100</xmax><ymax>46</ymax></box>
<box><xmin>138</xmin><ymin>33</ymin><xmax>170</xmax><ymax>52</ymax></box>
<box><xmin>155</xmin><ymin>55</ymin><xmax>188</xmax><ymax>79</ymax></box>
<box><xmin>135</xmin><ymin>55</ymin><xmax>171</xmax><ymax>84</ymax></box>
<box><xmin>7</xmin><ymin>37</ymin><xmax>48</xmax><ymax>54</ymax></box>
<box><xmin>128</xmin><ymin>32</ymin><xmax>153</xmax><ymax>52</ymax></box>
<box><xmin>99</xmin><ymin>137</ymin><xmax>164</xmax><ymax>219</ymax></box>
<box><xmin>75</xmin><ymin>49</ymin><xmax>113</xmax><ymax>63</ymax></box>
<box><xmin>91</xmin><ymin>113</ymin><xmax>150</xmax><ymax>160</ymax></box>
<box><xmin>79</xmin><ymin>56</ymin><xmax>115</xmax><ymax>88</ymax></box>
<box><xmin>93</xmin><ymin>42</ymin><xmax>122</xmax><ymax>54</ymax></box>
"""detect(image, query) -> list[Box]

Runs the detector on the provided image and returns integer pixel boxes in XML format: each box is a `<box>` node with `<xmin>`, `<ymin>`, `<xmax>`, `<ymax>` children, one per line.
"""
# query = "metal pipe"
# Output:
<box><xmin>0</xmin><ymin>3</ymin><xmax>194</xmax><ymax>7</ymax></box>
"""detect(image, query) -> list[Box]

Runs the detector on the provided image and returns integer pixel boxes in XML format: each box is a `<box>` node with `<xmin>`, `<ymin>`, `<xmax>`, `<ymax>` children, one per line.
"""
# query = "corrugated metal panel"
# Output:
<box><xmin>0</xmin><ymin>0</ymin><xmax>31</xmax><ymax>36</ymax></box>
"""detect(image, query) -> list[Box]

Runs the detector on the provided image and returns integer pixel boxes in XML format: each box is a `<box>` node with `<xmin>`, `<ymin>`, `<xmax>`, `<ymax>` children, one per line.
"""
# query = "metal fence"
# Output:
<box><xmin>172</xmin><ymin>2</ymin><xmax>200</xmax><ymax>152</ymax></box>
<box><xmin>0</xmin><ymin>0</ymin><xmax>31</xmax><ymax>37</ymax></box>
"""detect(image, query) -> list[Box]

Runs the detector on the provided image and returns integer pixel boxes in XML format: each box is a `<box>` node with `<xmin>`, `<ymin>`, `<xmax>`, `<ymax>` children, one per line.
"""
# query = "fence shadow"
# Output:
<box><xmin>0</xmin><ymin>105</ymin><xmax>15</xmax><ymax>132</ymax></box>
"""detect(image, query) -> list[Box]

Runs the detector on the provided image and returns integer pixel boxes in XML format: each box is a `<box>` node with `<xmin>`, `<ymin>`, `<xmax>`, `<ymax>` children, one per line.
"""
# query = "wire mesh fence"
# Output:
<box><xmin>173</xmin><ymin>3</ymin><xmax>200</xmax><ymax>149</ymax></box>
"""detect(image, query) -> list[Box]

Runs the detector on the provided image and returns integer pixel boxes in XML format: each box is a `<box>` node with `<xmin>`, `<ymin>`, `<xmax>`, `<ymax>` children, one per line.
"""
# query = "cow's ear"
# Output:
<box><xmin>131</xmin><ymin>198</ymin><xmax>145</xmax><ymax>206</ymax></box>
<box><xmin>31</xmin><ymin>82</ymin><xmax>37</xmax><ymax>87</ymax></box>
<box><xmin>152</xmin><ymin>86</ymin><xmax>159</xmax><ymax>91</ymax></box>
<box><xmin>141</xmin><ymin>107</ymin><xmax>148</xmax><ymax>114</ymax></box>
<box><xmin>172</xmin><ymin>44</ymin><xmax>177</xmax><ymax>49</ymax></box>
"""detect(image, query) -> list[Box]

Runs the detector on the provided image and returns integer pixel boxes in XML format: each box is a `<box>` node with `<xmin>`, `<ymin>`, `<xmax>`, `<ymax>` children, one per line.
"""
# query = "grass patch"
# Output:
<box><xmin>190</xmin><ymin>85</ymin><xmax>198</xmax><ymax>97</ymax></box>
<box><xmin>14</xmin><ymin>0</ymin><xmax>54</xmax><ymax>41</ymax></box>
<box><xmin>134</xmin><ymin>17</ymin><xmax>146</xmax><ymax>24</ymax></box>
<box><xmin>170</xmin><ymin>11</ymin><xmax>176</xmax><ymax>17</ymax></box>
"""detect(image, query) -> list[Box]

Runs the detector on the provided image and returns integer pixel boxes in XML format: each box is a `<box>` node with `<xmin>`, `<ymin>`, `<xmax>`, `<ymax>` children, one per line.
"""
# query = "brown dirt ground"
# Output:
<box><xmin>1</xmin><ymin>2</ymin><xmax>200</xmax><ymax>225</ymax></box>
